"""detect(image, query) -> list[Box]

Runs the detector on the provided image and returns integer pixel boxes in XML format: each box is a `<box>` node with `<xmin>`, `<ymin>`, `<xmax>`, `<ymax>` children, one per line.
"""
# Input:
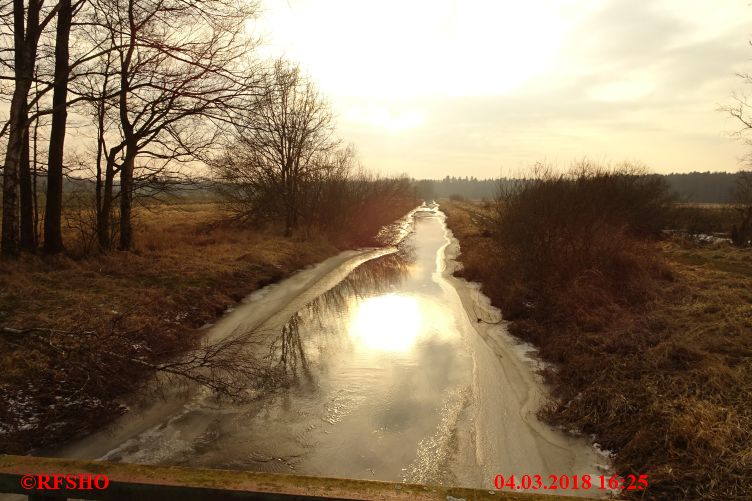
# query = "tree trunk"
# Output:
<box><xmin>1</xmin><ymin>90</ymin><xmax>26</xmax><ymax>257</ymax></box>
<box><xmin>19</xmin><ymin>118</ymin><xmax>36</xmax><ymax>250</ymax></box>
<box><xmin>95</xmin><ymin>59</ymin><xmax>113</xmax><ymax>250</ymax></box>
<box><xmin>119</xmin><ymin>149</ymin><xmax>135</xmax><ymax>250</ymax></box>
<box><xmin>95</xmin><ymin>151</ymin><xmax>103</xmax><ymax>246</ymax></box>
<box><xmin>98</xmin><ymin>151</ymin><xmax>116</xmax><ymax>250</ymax></box>
<box><xmin>116</xmin><ymin>0</ymin><xmax>136</xmax><ymax>251</ymax></box>
<box><xmin>2</xmin><ymin>0</ymin><xmax>40</xmax><ymax>257</ymax></box>
<box><xmin>32</xmin><ymin>111</ymin><xmax>40</xmax><ymax>244</ymax></box>
<box><xmin>43</xmin><ymin>0</ymin><xmax>73</xmax><ymax>254</ymax></box>
<box><xmin>95</xmin><ymin>120</ymin><xmax>104</xmax><ymax>249</ymax></box>
<box><xmin>284</xmin><ymin>176</ymin><xmax>294</xmax><ymax>237</ymax></box>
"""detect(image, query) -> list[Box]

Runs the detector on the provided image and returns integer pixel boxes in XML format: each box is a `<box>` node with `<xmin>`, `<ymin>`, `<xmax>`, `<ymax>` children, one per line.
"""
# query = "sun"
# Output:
<box><xmin>349</xmin><ymin>294</ymin><xmax>423</xmax><ymax>352</ymax></box>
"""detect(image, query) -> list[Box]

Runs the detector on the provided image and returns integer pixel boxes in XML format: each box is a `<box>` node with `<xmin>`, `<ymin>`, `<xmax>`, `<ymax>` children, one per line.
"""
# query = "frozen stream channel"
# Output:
<box><xmin>56</xmin><ymin>205</ymin><xmax>608</xmax><ymax>496</ymax></box>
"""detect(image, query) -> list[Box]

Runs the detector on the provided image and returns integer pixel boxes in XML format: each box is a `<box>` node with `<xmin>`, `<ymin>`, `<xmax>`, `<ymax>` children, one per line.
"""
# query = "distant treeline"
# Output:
<box><xmin>58</xmin><ymin>170</ymin><xmax>742</xmax><ymax>205</ymax></box>
<box><xmin>413</xmin><ymin>172</ymin><xmax>741</xmax><ymax>204</ymax></box>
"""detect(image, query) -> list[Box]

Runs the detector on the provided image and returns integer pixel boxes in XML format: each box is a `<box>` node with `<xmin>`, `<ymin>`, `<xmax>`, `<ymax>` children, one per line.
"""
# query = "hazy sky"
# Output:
<box><xmin>255</xmin><ymin>0</ymin><xmax>752</xmax><ymax>178</ymax></box>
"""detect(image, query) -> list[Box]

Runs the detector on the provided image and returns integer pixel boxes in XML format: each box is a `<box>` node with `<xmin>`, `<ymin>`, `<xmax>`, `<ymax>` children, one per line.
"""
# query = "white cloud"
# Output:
<box><xmin>256</xmin><ymin>0</ymin><xmax>752</xmax><ymax>177</ymax></box>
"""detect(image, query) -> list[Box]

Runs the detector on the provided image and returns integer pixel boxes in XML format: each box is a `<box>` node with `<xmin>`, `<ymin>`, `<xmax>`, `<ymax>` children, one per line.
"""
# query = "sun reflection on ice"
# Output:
<box><xmin>349</xmin><ymin>294</ymin><xmax>423</xmax><ymax>352</ymax></box>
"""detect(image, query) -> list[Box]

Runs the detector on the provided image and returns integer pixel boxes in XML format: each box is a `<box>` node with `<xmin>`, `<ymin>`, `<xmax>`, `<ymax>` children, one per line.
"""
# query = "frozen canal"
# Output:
<box><xmin>57</xmin><ymin>206</ymin><xmax>608</xmax><ymax>496</ymax></box>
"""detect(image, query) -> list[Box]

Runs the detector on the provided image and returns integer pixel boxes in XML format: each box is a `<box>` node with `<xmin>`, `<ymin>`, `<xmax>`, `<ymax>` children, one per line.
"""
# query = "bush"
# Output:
<box><xmin>490</xmin><ymin>162</ymin><xmax>673</xmax><ymax>321</ymax></box>
<box><xmin>445</xmin><ymin>165</ymin><xmax>752</xmax><ymax>500</ymax></box>
<box><xmin>214</xmin><ymin>148</ymin><xmax>418</xmax><ymax>246</ymax></box>
<box><xmin>665</xmin><ymin>205</ymin><xmax>736</xmax><ymax>236</ymax></box>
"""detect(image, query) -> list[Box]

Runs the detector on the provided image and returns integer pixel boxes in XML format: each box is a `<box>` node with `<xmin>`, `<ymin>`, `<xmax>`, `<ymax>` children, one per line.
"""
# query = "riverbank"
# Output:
<box><xmin>0</xmin><ymin>201</ymin><xmax>406</xmax><ymax>454</ymax></box>
<box><xmin>437</xmin><ymin>211</ymin><xmax>610</xmax><ymax>496</ymax></box>
<box><xmin>441</xmin><ymin>200</ymin><xmax>752</xmax><ymax>501</ymax></box>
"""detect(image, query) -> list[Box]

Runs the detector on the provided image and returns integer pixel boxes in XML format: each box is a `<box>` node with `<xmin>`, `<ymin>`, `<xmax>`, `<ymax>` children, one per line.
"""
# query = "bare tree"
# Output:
<box><xmin>2</xmin><ymin>0</ymin><xmax>260</xmax><ymax>254</ymax></box>
<box><xmin>2</xmin><ymin>322</ymin><xmax>276</xmax><ymax>401</ymax></box>
<box><xmin>2</xmin><ymin>0</ymin><xmax>98</xmax><ymax>254</ymax></box>
<box><xmin>92</xmin><ymin>50</ymin><xmax>117</xmax><ymax>249</ymax></box>
<box><xmin>42</xmin><ymin>0</ymin><xmax>78</xmax><ymax>254</ymax></box>
<box><xmin>1</xmin><ymin>1</ymin><xmax>59</xmax><ymax>256</ymax></box>
<box><xmin>81</xmin><ymin>0</ymin><xmax>259</xmax><ymax>250</ymax></box>
<box><xmin>724</xmin><ymin>67</ymin><xmax>752</xmax><ymax>246</ymax></box>
<box><xmin>727</xmin><ymin>68</ymin><xmax>752</xmax><ymax>163</ymax></box>
<box><xmin>18</xmin><ymin>108</ymin><xmax>35</xmax><ymax>249</ymax></box>
<box><xmin>219</xmin><ymin>60</ymin><xmax>337</xmax><ymax>236</ymax></box>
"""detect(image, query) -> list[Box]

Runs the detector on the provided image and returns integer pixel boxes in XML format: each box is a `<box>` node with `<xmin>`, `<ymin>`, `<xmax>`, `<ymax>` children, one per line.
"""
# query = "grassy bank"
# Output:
<box><xmin>442</xmin><ymin>200</ymin><xmax>752</xmax><ymax>501</ymax></box>
<box><xmin>0</xmin><ymin>200</ymin><xmax>407</xmax><ymax>454</ymax></box>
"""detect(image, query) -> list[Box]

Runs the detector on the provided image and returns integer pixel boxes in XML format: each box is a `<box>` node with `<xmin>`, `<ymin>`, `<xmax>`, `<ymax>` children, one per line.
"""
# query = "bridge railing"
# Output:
<box><xmin>0</xmin><ymin>454</ymin><xmax>592</xmax><ymax>500</ymax></box>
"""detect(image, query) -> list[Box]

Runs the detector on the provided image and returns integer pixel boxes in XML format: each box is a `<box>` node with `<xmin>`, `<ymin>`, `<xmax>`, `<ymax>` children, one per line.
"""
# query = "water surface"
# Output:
<box><xmin>59</xmin><ymin>207</ymin><xmax>606</xmax><ymax>495</ymax></box>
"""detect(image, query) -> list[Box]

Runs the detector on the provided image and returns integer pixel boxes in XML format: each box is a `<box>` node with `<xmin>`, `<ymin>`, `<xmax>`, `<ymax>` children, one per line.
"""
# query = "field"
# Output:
<box><xmin>0</xmin><ymin>201</ymin><xmax>343</xmax><ymax>453</ymax></box>
<box><xmin>442</xmin><ymin>200</ymin><xmax>752</xmax><ymax>501</ymax></box>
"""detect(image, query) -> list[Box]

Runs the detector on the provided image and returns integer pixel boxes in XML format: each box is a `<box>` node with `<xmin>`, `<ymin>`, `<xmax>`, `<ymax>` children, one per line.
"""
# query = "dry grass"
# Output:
<box><xmin>442</xmin><ymin>200</ymin><xmax>752</xmax><ymax>501</ymax></box>
<box><xmin>0</xmin><ymin>201</ymin><xmax>340</xmax><ymax>453</ymax></box>
<box><xmin>4</xmin><ymin>202</ymin><xmax>339</xmax><ymax>331</ymax></box>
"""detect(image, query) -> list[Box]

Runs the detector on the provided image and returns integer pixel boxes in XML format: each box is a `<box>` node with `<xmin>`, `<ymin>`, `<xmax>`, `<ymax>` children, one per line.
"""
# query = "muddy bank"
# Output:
<box><xmin>436</xmin><ymin>211</ymin><xmax>610</xmax><ymax>496</ymax></box>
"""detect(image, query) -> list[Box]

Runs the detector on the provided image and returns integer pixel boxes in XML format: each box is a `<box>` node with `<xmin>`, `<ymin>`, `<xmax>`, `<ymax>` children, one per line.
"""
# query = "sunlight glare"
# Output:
<box><xmin>344</xmin><ymin>105</ymin><xmax>426</xmax><ymax>132</ymax></box>
<box><xmin>258</xmin><ymin>0</ymin><xmax>572</xmax><ymax>99</ymax></box>
<box><xmin>349</xmin><ymin>294</ymin><xmax>423</xmax><ymax>352</ymax></box>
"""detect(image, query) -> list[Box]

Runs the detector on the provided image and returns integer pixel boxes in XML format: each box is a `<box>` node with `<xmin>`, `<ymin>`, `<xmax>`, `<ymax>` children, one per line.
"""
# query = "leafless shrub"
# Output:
<box><xmin>491</xmin><ymin>161</ymin><xmax>673</xmax><ymax>318</ymax></box>
<box><xmin>62</xmin><ymin>191</ymin><xmax>99</xmax><ymax>256</ymax></box>
<box><xmin>1</xmin><ymin>315</ymin><xmax>284</xmax><ymax>406</ymax></box>
<box><xmin>212</xmin><ymin>63</ymin><xmax>419</xmax><ymax>245</ymax></box>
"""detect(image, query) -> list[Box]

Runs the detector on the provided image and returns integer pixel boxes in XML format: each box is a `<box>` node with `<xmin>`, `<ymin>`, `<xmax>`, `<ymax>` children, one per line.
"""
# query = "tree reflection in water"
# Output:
<box><xmin>266</xmin><ymin>313</ymin><xmax>310</xmax><ymax>388</ymax></box>
<box><xmin>241</xmin><ymin>245</ymin><xmax>415</xmax><ymax>394</ymax></box>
